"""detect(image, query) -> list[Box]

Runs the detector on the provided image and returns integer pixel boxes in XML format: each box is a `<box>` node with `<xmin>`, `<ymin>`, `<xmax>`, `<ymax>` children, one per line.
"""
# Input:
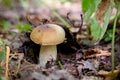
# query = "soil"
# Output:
<box><xmin>0</xmin><ymin>1</ymin><xmax>120</xmax><ymax>80</ymax></box>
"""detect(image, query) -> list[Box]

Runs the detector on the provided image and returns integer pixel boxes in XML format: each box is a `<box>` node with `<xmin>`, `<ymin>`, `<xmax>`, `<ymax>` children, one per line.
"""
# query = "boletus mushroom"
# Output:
<box><xmin>30</xmin><ymin>24</ymin><xmax>65</xmax><ymax>67</ymax></box>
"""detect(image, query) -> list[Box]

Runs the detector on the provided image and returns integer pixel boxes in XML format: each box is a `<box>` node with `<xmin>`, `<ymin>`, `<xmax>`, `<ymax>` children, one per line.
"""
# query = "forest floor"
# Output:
<box><xmin>0</xmin><ymin>0</ymin><xmax>120</xmax><ymax>80</ymax></box>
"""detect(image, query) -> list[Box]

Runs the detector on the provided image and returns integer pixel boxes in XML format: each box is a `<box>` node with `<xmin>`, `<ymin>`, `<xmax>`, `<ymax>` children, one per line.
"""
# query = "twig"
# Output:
<box><xmin>77</xmin><ymin>14</ymin><xmax>83</xmax><ymax>34</ymax></box>
<box><xmin>66</xmin><ymin>12</ymin><xmax>74</xmax><ymax>27</ymax></box>
<box><xmin>66</xmin><ymin>13</ymin><xmax>83</xmax><ymax>34</ymax></box>
<box><xmin>9</xmin><ymin>53</ymin><xmax>23</xmax><ymax>75</ymax></box>
<box><xmin>5</xmin><ymin>46</ymin><xmax>10</xmax><ymax>80</ymax></box>
<box><xmin>14</xmin><ymin>60</ymin><xmax>21</xmax><ymax>75</ymax></box>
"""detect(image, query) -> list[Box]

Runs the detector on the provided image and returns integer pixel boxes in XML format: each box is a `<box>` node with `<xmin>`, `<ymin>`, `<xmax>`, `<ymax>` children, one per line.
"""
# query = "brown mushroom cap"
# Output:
<box><xmin>30</xmin><ymin>24</ymin><xmax>65</xmax><ymax>45</ymax></box>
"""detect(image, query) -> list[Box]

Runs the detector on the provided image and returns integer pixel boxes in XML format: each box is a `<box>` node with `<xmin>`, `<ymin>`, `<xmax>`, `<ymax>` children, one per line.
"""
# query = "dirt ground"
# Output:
<box><xmin>0</xmin><ymin>0</ymin><xmax>120</xmax><ymax>80</ymax></box>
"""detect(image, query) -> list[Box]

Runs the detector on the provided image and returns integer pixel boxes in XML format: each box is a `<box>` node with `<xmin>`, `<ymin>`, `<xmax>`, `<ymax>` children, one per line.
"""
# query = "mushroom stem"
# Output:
<box><xmin>39</xmin><ymin>45</ymin><xmax>57</xmax><ymax>67</ymax></box>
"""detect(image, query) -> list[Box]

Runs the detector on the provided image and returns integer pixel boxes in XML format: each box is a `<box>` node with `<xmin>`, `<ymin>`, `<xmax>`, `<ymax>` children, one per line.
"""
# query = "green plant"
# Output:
<box><xmin>20</xmin><ymin>0</ymin><xmax>29</xmax><ymax>9</ymax></box>
<box><xmin>82</xmin><ymin>0</ymin><xmax>120</xmax><ymax>79</ymax></box>
<box><xmin>104</xmin><ymin>29</ymin><xmax>116</xmax><ymax>42</ymax></box>
<box><xmin>0</xmin><ymin>20</ymin><xmax>12</xmax><ymax>32</ymax></box>
<box><xmin>16</xmin><ymin>23</ymin><xmax>32</xmax><ymax>32</ymax></box>
<box><xmin>0</xmin><ymin>39</ymin><xmax>6</xmax><ymax>60</ymax></box>
<box><xmin>81</xmin><ymin>0</ymin><xmax>114</xmax><ymax>42</ymax></box>
<box><xmin>111</xmin><ymin>1</ymin><xmax>120</xmax><ymax>78</ymax></box>
<box><xmin>0</xmin><ymin>0</ymin><xmax>13</xmax><ymax>7</ymax></box>
<box><xmin>52</xmin><ymin>9</ymin><xmax>71</xmax><ymax>28</ymax></box>
<box><xmin>58</xmin><ymin>61</ymin><xmax>64</xmax><ymax>69</ymax></box>
<box><xmin>81</xmin><ymin>0</ymin><xmax>92</xmax><ymax>12</ymax></box>
<box><xmin>0</xmin><ymin>38</ymin><xmax>7</xmax><ymax>79</ymax></box>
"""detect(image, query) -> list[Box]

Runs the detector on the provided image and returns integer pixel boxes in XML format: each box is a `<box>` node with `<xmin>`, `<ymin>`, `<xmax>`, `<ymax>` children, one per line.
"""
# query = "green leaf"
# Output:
<box><xmin>0</xmin><ymin>0</ymin><xmax>13</xmax><ymax>7</ymax></box>
<box><xmin>0</xmin><ymin>20</ymin><xmax>12</xmax><ymax>31</ymax></box>
<box><xmin>20</xmin><ymin>0</ymin><xmax>29</xmax><ymax>9</ymax></box>
<box><xmin>100</xmin><ymin>6</ymin><xmax>112</xmax><ymax>40</ymax></box>
<box><xmin>0</xmin><ymin>38</ymin><xmax>7</xmax><ymax>46</ymax></box>
<box><xmin>104</xmin><ymin>29</ymin><xmax>114</xmax><ymax>42</ymax></box>
<box><xmin>16</xmin><ymin>24</ymin><xmax>32</xmax><ymax>32</ymax></box>
<box><xmin>81</xmin><ymin>0</ymin><xmax>92</xmax><ymax>12</ymax></box>
<box><xmin>90</xmin><ymin>17</ymin><xmax>102</xmax><ymax>42</ymax></box>
<box><xmin>0</xmin><ymin>51</ymin><xmax>5</xmax><ymax>60</ymax></box>
<box><xmin>84</xmin><ymin>0</ymin><xmax>101</xmax><ymax>22</ymax></box>
<box><xmin>89</xmin><ymin>1</ymin><xmax>112</xmax><ymax>42</ymax></box>
<box><xmin>90</xmin><ymin>6</ymin><xmax>112</xmax><ymax>42</ymax></box>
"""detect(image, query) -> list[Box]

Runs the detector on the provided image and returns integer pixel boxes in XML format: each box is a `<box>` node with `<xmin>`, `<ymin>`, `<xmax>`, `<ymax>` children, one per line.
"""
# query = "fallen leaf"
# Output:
<box><xmin>77</xmin><ymin>60</ymin><xmax>96</xmax><ymax>76</ymax></box>
<box><xmin>98</xmin><ymin>69</ymin><xmax>120</xmax><ymax>80</ymax></box>
<box><xmin>83</xmin><ymin>48</ymin><xmax>111</xmax><ymax>59</ymax></box>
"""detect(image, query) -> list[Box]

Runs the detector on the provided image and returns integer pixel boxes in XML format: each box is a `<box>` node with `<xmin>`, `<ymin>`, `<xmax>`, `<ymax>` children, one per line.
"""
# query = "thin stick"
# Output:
<box><xmin>77</xmin><ymin>14</ymin><xmax>83</xmax><ymax>34</ymax></box>
<box><xmin>5</xmin><ymin>46</ymin><xmax>10</xmax><ymax>80</ymax></box>
<box><xmin>66</xmin><ymin>12</ymin><xmax>74</xmax><ymax>27</ymax></box>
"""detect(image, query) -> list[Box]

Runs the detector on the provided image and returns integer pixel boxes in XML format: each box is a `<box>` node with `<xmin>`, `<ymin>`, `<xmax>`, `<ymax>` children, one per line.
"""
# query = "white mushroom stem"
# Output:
<box><xmin>39</xmin><ymin>45</ymin><xmax>57</xmax><ymax>67</ymax></box>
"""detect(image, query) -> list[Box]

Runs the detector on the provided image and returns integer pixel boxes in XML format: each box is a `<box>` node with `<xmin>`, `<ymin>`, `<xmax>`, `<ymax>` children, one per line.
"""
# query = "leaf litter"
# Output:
<box><xmin>0</xmin><ymin>0</ymin><xmax>120</xmax><ymax>80</ymax></box>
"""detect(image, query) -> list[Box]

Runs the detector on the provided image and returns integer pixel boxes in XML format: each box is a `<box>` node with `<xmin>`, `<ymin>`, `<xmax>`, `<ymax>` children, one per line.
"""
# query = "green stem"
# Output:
<box><xmin>111</xmin><ymin>1</ymin><xmax>120</xmax><ymax>79</ymax></box>
<box><xmin>58</xmin><ymin>60</ymin><xmax>64</xmax><ymax>69</ymax></box>
<box><xmin>51</xmin><ymin>9</ymin><xmax>71</xmax><ymax>28</ymax></box>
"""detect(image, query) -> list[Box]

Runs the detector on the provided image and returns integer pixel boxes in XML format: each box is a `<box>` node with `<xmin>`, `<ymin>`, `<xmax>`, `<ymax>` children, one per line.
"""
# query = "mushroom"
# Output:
<box><xmin>30</xmin><ymin>24</ymin><xmax>65</xmax><ymax>67</ymax></box>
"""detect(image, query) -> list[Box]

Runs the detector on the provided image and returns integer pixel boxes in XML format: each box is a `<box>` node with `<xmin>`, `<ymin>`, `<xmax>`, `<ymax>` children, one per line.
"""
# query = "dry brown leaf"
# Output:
<box><xmin>77</xmin><ymin>60</ymin><xmax>96</xmax><ymax>76</ymax></box>
<box><xmin>98</xmin><ymin>69</ymin><xmax>120</xmax><ymax>80</ymax></box>
<box><xmin>83</xmin><ymin>48</ymin><xmax>111</xmax><ymax>59</ymax></box>
<box><xmin>26</xmin><ymin>14</ymin><xmax>47</xmax><ymax>26</ymax></box>
<box><xmin>26</xmin><ymin>15</ymin><xmax>42</xmax><ymax>22</ymax></box>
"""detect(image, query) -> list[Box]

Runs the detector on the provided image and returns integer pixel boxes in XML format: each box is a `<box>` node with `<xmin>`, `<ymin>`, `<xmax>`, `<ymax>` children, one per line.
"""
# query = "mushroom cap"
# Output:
<box><xmin>30</xmin><ymin>24</ymin><xmax>65</xmax><ymax>45</ymax></box>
